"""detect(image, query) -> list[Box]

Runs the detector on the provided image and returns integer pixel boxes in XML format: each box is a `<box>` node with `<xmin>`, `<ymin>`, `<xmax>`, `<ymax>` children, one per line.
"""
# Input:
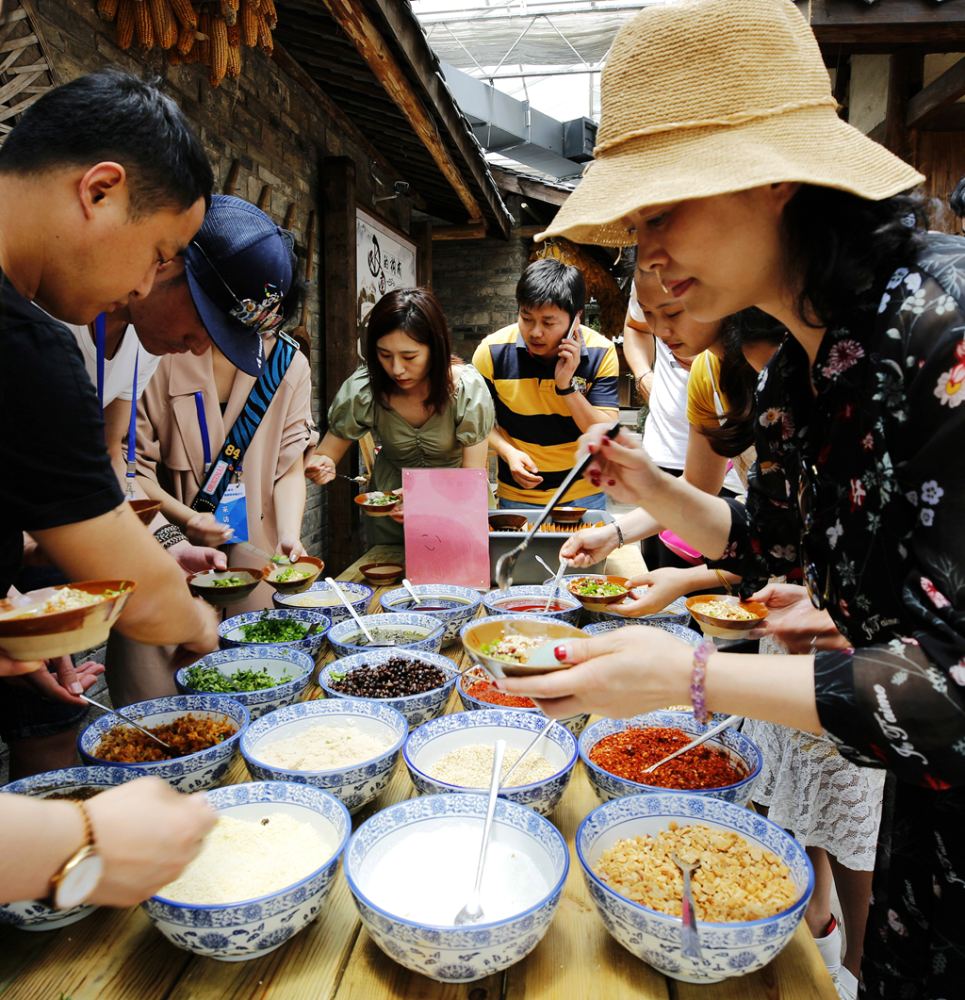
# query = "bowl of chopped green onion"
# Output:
<box><xmin>264</xmin><ymin>557</ymin><xmax>325</xmax><ymax>596</ymax></box>
<box><xmin>187</xmin><ymin>568</ymin><xmax>266</xmax><ymax>608</ymax></box>
<box><xmin>175</xmin><ymin>645</ymin><xmax>315</xmax><ymax>719</ymax></box>
<box><xmin>218</xmin><ymin>609</ymin><xmax>331</xmax><ymax>661</ymax></box>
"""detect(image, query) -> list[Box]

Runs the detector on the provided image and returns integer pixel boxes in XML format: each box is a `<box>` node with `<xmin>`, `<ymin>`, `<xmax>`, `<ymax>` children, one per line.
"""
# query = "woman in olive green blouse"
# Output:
<box><xmin>305</xmin><ymin>287</ymin><xmax>495</xmax><ymax>544</ymax></box>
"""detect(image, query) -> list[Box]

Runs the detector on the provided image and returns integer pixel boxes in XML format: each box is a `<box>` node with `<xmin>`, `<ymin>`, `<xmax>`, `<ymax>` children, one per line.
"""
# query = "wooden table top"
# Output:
<box><xmin>0</xmin><ymin>545</ymin><xmax>836</xmax><ymax>1000</ymax></box>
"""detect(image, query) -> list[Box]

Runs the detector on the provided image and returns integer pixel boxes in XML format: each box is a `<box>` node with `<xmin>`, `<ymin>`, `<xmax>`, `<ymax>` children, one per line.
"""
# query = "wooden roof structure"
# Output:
<box><xmin>273</xmin><ymin>0</ymin><xmax>513</xmax><ymax>239</ymax></box>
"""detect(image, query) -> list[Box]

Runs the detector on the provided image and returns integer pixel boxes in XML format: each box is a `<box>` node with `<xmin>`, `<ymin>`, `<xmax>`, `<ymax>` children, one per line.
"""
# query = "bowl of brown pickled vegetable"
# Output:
<box><xmin>78</xmin><ymin>694</ymin><xmax>249</xmax><ymax>792</ymax></box>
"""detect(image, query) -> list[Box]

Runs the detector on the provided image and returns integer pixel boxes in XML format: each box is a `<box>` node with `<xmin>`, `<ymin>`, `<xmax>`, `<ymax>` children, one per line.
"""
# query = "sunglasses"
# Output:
<box><xmin>189</xmin><ymin>241</ymin><xmax>286</xmax><ymax>334</ymax></box>
<box><xmin>797</xmin><ymin>453</ymin><xmax>832</xmax><ymax>611</ymax></box>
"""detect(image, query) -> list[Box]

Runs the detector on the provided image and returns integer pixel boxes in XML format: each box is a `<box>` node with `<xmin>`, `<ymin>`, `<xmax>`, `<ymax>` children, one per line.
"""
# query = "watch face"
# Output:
<box><xmin>54</xmin><ymin>852</ymin><xmax>104</xmax><ymax>910</ymax></box>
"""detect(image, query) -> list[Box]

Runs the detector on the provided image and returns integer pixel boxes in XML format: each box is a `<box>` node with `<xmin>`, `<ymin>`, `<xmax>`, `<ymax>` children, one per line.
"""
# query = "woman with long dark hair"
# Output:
<box><xmin>306</xmin><ymin>288</ymin><xmax>495</xmax><ymax>543</ymax></box>
<box><xmin>494</xmin><ymin>1</ymin><xmax>965</xmax><ymax>995</ymax></box>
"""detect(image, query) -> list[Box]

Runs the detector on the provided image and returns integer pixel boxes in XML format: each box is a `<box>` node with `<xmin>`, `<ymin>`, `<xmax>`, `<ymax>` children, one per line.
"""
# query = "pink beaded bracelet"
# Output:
<box><xmin>690</xmin><ymin>639</ymin><xmax>715</xmax><ymax>725</ymax></box>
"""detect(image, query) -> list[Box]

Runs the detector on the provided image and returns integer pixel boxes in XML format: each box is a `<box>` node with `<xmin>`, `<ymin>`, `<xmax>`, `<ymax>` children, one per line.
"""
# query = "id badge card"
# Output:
<box><xmin>218</xmin><ymin>482</ymin><xmax>249</xmax><ymax>544</ymax></box>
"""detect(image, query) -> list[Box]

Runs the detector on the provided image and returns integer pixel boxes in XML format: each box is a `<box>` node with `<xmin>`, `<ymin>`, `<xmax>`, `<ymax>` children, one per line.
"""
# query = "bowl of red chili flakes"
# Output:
<box><xmin>78</xmin><ymin>694</ymin><xmax>249</xmax><ymax>793</ymax></box>
<box><xmin>456</xmin><ymin>666</ymin><xmax>591</xmax><ymax>738</ymax></box>
<box><xmin>578</xmin><ymin>711</ymin><xmax>762</xmax><ymax>807</ymax></box>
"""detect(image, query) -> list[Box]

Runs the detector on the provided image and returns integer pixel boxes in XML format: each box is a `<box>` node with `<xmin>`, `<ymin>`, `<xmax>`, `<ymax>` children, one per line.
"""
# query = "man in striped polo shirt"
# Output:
<box><xmin>472</xmin><ymin>258</ymin><xmax>620</xmax><ymax>509</ymax></box>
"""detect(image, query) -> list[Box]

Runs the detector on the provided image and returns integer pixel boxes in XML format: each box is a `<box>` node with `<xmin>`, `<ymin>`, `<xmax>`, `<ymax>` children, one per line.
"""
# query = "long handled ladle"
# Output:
<box><xmin>499</xmin><ymin>716</ymin><xmax>555</xmax><ymax>788</ymax></box>
<box><xmin>642</xmin><ymin>714</ymin><xmax>743</xmax><ymax>775</ymax></box>
<box><xmin>80</xmin><ymin>694</ymin><xmax>177</xmax><ymax>753</ymax></box>
<box><xmin>323</xmin><ymin>577</ymin><xmax>395</xmax><ymax>647</ymax></box>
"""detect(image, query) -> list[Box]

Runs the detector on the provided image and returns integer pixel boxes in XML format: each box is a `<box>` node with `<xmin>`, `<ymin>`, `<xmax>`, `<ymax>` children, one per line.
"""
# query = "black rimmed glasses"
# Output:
<box><xmin>797</xmin><ymin>452</ymin><xmax>832</xmax><ymax>610</ymax></box>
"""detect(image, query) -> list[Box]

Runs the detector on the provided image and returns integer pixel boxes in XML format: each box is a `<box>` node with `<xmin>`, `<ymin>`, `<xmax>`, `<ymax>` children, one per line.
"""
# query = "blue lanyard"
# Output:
<box><xmin>95</xmin><ymin>314</ymin><xmax>106</xmax><ymax>414</ymax></box>
<box><xmin>125</xmin><ymin>350</ymin><xmax>139</xmax><ymax>495</ymax></box>
<box><xmin>194</xmin><ymin>391</ymin><xmax>212</xmax><ymax>475</ymax></box>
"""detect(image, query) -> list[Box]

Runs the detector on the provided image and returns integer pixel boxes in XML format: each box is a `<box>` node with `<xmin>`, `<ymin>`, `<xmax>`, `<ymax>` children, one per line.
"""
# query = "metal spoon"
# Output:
<box><xmin>642</xmin><ymin>714</ymin><xmax>743</xmax><ymax>774</ymax></box>
<box><xmin>80</xmin><ymin>694</ymin><xmax>177</xmax><ymax>753</ymax></box>
<box><xmin>240</xmin><ymin>540</ymin><xmax>291</xmax><ymax>565</ymax></box>
<box><xmin>543</xmin><ymin>558</ymin><xmax>568</xmax><ymax>613</ymax></box>
<box><xmin>401</xmin><ymin>578</ymin><xmax>426</xmax><ymax>608</ymax></box>
<box><xmin>534</xmin><ymin>555</ymin><xmax>556</xmax><ymax>579</ymax></box>
<box><xmin>455</xmin><ymin>739</ymin><xmax>506</xmax><ymax>925</ymax></box>
<box><xmin>500</xmin><ymin>716</ymin><xmax>555</xmax><ymax>788</ymax></box>
<box><xmin>672</xmin><ymin>851</ymin><xmax>703</xmax><ymax>961</ymax></box>
<box><xmin>323</xmin><ymin>577</ymin><xmax>394</xmax><ymax>647</ymax></box>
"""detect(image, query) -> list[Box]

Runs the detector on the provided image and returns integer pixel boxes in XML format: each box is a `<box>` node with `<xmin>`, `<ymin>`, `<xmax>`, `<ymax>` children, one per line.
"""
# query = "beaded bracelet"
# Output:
<box><xmin>613</xmin><ymin>522</ymin><xmax>625</xmax><ymax>549</ymax></box>
<box><xmin>153</xmin><ymin>524</ymin><xmax>187</xmax><ymax>549</ymax></box>
<box><xmin>690</xmin><ymin>639</ymin><xmax>715</xmax><ymax>725</ymax></box>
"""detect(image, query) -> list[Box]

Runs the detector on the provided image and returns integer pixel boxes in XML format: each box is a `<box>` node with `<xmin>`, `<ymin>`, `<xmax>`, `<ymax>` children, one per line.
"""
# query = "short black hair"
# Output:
<box><xmin>0</xmin><ymin>68</ymin><xmax>213</xmax><ymax>217</ymax></box>
<box><xmin>516</xmin><ymin>257</ymin><xmax>586</xmax><ymax>322</ymax></box>
<box><xmin>951</xmin><ymin>174</ymin><xmax>965</xmax><ymax>218</ymax></box>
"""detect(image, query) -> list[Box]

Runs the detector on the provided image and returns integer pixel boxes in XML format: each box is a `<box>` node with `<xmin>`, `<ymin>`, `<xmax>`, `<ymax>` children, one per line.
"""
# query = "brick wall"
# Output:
<box><xmin>31</xmin><ymin>0</ymin><xmax>413</xmax><ymax>563</ymax></box>
<box><xmin>432</xmin><ymin>193</ymin><xmax>527</xmax><ymax>360</ymax></box>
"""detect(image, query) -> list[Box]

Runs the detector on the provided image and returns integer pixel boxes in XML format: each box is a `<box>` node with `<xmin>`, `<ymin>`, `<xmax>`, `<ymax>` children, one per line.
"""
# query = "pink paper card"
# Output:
<box><xmin>402</xmin><ymin>468</ymin><xmax>490</xmax><ymax>589</ymax></box>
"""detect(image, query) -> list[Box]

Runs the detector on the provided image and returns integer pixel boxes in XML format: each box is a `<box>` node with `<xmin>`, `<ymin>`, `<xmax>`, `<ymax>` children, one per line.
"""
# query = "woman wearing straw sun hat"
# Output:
<box><xmin>496</xmin><ymin>1</ymin><xmax>965</xmax><ymax>997</ymax></box>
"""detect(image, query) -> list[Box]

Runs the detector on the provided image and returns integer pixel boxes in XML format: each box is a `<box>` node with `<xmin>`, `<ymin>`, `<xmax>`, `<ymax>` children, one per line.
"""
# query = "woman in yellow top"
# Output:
<box><xmin>305</xmin><ymin>288</ymin><xmax>495</xmax><ymax>545</ymax></box>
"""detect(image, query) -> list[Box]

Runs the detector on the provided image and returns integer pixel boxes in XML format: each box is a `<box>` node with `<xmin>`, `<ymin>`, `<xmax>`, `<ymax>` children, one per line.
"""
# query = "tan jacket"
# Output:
<box><xmin>135</xmin><ymin>336</ymin><xmax>317</xmax><ymax>611</ymax></box>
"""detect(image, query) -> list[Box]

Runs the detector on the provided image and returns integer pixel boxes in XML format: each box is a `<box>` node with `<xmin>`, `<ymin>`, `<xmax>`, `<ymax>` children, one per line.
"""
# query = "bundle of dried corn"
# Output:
<box><xmin>97</xmin><ymin>0</ymin><xmax>275</xmax><ymax>87</ymax></box>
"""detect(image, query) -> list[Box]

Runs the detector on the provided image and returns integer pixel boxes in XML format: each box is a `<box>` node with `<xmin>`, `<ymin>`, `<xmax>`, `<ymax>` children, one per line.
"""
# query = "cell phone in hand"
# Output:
<box><xmin>563</xmin><ymin>313</ymin><xmax>581</xmax><ymax>342</ymax></box>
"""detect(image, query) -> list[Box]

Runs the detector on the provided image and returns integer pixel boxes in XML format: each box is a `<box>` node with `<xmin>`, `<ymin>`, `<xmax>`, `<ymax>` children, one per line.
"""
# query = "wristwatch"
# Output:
<box><xmin>45</xmin><ymin>802</ymin><xmax>104</xmax><ymax>910</ymax></box>
<box><xmin>555</xmin><ymin>382</ymin><xmax>578</xmax><ymax>395</ymax></box>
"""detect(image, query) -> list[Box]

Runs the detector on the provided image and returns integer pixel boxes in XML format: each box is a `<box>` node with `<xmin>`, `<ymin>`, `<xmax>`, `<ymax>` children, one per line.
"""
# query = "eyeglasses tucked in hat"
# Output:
<box><xmin>184</xmin><ymin>195</ymin><xmax>298</xmax><ymax>376</ymax></box>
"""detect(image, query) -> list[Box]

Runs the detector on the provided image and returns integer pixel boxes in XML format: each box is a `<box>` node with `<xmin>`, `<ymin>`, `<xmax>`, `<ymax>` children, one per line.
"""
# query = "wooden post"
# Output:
<box><xmin>322</xmin><ymin>156</ymin><xmax>361</xmax><ymax>575</ymax></box>
<box><xmin>884</xmin><ymin>48</ymin><xmax>924</xmax><ymax>165</ymax></box>
<box><xmin>413</xmin><ymin>220</ymin><xmax>433</xmax><ymax>290</ymax></box>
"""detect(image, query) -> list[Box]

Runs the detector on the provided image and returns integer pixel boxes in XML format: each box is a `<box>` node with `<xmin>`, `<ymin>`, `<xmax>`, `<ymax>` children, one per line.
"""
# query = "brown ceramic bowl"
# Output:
<box><xmin>187</xmin><ymin>568</ymin><xmax>266</xmax><ymax>608</ymax></box>
<box><xmin>550</xmin><ymin>506</ymin><xmax>586</xmax><ymax>525</ymax></box>
<box><xmin>461</xmin><ymin>616</ymin><xmax>586</xmax><ymax>678</ymax></box>
<box><xmin>0</xmin><ymin>580</ymin><xmax>136</xmax><ymax>660</ymax></box>
<box><xmin>685</xmin><ymin>594</ymin><xmax>769</xmax><ymax>638</ymax></box>
<box><xmin>488</xmin><ymin>513</ymin><xmax>528</xmax><ymax>532</ymax></box>
<box><xmin>263</xmin><ymin>557</ymin><xmax>324</xmax><ymax>596</ymax></box>
<box><xmin>354</xmin><ymin>490</ymin><xmax>402</xmax><ymax>517</ymax></box>
<box><xmin>565</xmin><ymin>574</ymin><xmax>631</xmax><ymax>609</ymax></box>
<box><xmin>359</xmin><ymin>562</ymin><xmax>405</xmax><ymax>587</ymax></box>
<box><xmin>128</xmin><ymin>499</ymin><xmax>163</xmax><ymax>525</ymax></box>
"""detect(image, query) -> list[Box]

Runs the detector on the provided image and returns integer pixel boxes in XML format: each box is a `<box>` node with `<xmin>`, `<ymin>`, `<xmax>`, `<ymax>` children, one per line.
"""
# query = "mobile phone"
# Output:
<box><xmin>563</xmin><ymin>313</ymin><xmax>581</xmax><ymax>342</ymax></box>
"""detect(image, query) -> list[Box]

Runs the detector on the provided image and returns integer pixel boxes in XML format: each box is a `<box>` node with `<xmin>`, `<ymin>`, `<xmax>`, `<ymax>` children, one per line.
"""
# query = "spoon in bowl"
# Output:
<box><xmin>672</xmin><ymin>851</ymin><xmax>703</xmax><ymax>961</ymax></box>
<box><xmin>642</xmin><ymin>714</ymin><xmax>743</xmax><ymax>775</ymax></box>
<box><xmin>323</xmin><ymin>577</ymin><xmax>394</xmax><ymax>647</ymax></box>
<box><xmin>499</xmin><ymin>716</ymin><xmax>555</xmax><ymax>788</ymax></box>
<box><xmin>401</xmin><ymin>578</ymin><xmax>426</xmax><ymax>608</ymax></box>
<box><xmin>79</xmin><ymin>694</ymin><xmax>177</xmax><ymax>753</ymax></box>
<box><xmin>543</xmin><ymin>558</ymin><xmax>568</xmax><ymax>613</ymax></box>
<box><xmin>455</xmin><ymin>738</ymin><xmax>507</xmax><ymax>926</ymax></box>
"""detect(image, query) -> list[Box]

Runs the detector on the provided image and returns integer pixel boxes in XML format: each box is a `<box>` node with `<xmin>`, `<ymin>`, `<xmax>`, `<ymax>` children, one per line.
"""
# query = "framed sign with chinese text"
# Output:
<box><xmin>356</xmin><ymin>208</ymin><xmax>418</xmax><ymax>328</ymax></box>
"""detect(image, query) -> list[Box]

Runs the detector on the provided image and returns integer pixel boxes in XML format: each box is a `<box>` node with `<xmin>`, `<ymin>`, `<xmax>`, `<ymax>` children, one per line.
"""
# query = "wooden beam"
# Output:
<box><xmin>271</xmin><ymin>41</ymin><xmax>426</xmax><ymax>211</ymax></box>
<box><xmin>322</xmin><ymin>157</ymin><xmax>362</xmax><ymax>575</ymax></box>
<box><xmin>431</xmin><ymin>222</ymin><xmax>488</xmax><ymax>241</ymax></box>
<box><xmin>488</xmin><ymin>166</ymin><xmax>571</xmax><ymax>208</ymax></box>
<box><xmin>884</xmin><ymin>49</ymin><xmax>923</xmax><ymax>164</ymax></box>
<box><xmin>315</xmin><ymin>0</ymin><xmax>484</xmax><ymax>226</ymax></box>
<box><xmin>808</xmin><ymin>1</ymin><xmax>965</xmax><ymax>45</ymax></box>
<box><xmin>412</xmin><ymin>221</ymin><xmax>433</xmax><ymax>289</ymax></box>
<box><xmin>920</xmin><ymin>104</ymin><xmax>965</xmax><ymax>132</ymax></box>
<box><xmin>906</xmin><ymin>56</ymin><xmax>965</xmax><ymax>130</ymax></box>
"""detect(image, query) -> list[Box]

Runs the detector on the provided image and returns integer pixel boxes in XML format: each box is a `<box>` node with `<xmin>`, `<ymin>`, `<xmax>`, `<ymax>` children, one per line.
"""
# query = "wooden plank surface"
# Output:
<box><xmin>0</xmin><ymin>545</ymin><xmax>835</xmax><ymax>1000</ymax></box>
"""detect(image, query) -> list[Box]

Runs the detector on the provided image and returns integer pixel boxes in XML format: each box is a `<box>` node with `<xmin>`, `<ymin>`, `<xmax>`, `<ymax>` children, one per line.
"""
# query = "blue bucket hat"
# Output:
<box><xmin>184</xmin><ymin>195</ymin><xmax>297</xmax><ymax>376</ymax></box>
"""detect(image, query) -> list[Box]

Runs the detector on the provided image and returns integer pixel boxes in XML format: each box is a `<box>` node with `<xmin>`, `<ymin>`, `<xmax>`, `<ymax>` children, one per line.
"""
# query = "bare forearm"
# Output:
<box><xmin>273</xmin><ymin>458</ymin><xmax>307</xmax><ymax>540</ymax></box>
<box><xmin>461</xmin><ymin>440</ymin><xmax>489</xmax><ymax>469</ymax></box>
<box><xmin>488</xmin><ymin>427</ymin><xmax>517</xmax><ymax>461</ymax></box>
<box><xmin>563</xmin><ymin>393</ymin><xmax>618</xmax><ymax>434</ymax></box>
<box><xmin>0</xmin><ymin>797</ymin><xmax>86</xmax><ymax>903</ymax></box>
<box><xmin>623</xmin><ymin>327</ymin><xmax>655</xmax><ymax>379</ymax></box>
<box><xmin>614</xmin><ymin>506</ymin><xmax>662</xmax><ymax>544</ymax></box>
<box><xmin>311</xmin><ymin>430</ymin><xmax>352</xmax><ymax>465</ymax></box>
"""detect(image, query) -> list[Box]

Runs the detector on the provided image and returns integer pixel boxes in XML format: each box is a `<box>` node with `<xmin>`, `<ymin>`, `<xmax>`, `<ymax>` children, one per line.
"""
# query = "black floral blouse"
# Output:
<box><xmin>712</xmin><ymin>232</ymin><xmax>965</xmax><ymax>993</ymax></box>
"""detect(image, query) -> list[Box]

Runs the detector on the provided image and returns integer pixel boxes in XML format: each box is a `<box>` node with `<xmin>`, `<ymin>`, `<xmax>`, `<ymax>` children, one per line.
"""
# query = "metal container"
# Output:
<box><xmin>487</xmin><ymin>509</ymin><xmax>614</xmax><ymax>585</ymax></box>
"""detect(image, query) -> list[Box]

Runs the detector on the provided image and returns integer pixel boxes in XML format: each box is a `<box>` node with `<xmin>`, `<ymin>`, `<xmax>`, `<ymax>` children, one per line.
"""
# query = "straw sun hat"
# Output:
<box><xmin>539</xmin><ymin>0</ymin><xmax>924</xmax><ymax>247</ymax></box>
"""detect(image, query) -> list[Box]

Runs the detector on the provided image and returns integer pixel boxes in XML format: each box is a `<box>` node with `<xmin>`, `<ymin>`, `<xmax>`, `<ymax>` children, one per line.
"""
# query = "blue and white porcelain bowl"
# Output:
<box><xmin>344</xmin><ymin>793</ymin><xmax>569</xmax><ymax>982</ymax></box>
<box><xmin>175</xmin><ymin>646</ymin><xmax>315</xmax><ymax>720</ymax></box>
<box><xmin>587</xmin><ymin>594</ymin><xmax>691</xmax><ymax>626</ymax></box>
<box><xmin>576</xmin><ymin>793</ymin><xmax>813</xmax><ymax>983</ymax></box>
<box><xmin>403</xmin><ymin>708</ymin><xmax>578</xmax><ymax>816</ymax></box>
<box><xmin>482</xmin><ymin>585</ymin><xmax>582</xmax><ymax>626</ymax></box>
<box><xmin>582</xmin><ymin>619</ymin><xmax>703</xmax><ymax>645</ymax></box>
<box><xmin>79</xmin><ymin>694</ymin><xmax>249</xmax><ymax>792</ymax></box>
<box><xmin>379</xmin><ymin>584</ymin><xmax>482</xmax><ymax>646</ymax></box>
<box><xmin>218</xmin><ymin>608</ymin><xmax>330</xmax><ymax>661</ymax></box>
<box><xmin>317</xmin><ymin>648</ymin><xmax>458</xmax><ymax>730</ymax></box>
<box><xmin>579</xmin><ymin>711</ymin><xmax>762</xmax><ymax>807</ymax></box>
<box><xmin>143</xmin><ymin>780</ymin><xmax>351</xmax><ymax>961</ymax></box>
<box><xmin>272</xmin><ymin>580</ymin><xmax>374</xmax><ymax>627</ymax></box>
<box><xmin>456</xmin><ymin>669</ymin><xmax>591</xmax><ymax>738</ymax></box>
<box><xmin>240</xmin><ymin>699</ymin><xmax>408</xmax><ymax>814</ymax></box>
<box><xmin>0</xmin><ymin>765</ymin><xmax>147</xmax><ymax>930</ymax></box>
<box><xmin>327</xmin><ymin>612</ymin><xmax>445</xmax><ymax>660</ymax></box>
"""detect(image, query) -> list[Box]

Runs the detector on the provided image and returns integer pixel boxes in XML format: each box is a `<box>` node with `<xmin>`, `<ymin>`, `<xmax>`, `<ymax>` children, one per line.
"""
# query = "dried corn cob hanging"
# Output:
<box><xmin>134</xmin><ymin>0</ymin><xmax>154</xmax><ymax>49</ymax></box>
<box><xmin>208</xmin><ymin>14</ymin><xmax>229</xmax><ymax>87</ymax></box>
<box><xmin>168</xmin><ymin>0</ymin><xmax>197</xmax><ymax>27</ymax></box>
<box><xmin>97</xmin><ymin>0</ymin><xmax>119</xmax><ymax>21</ymax></box>
<box><xmin>196</xmin><ymin>7</ymin><xmax>211</xmax><ymax>63</ymax></box>
<box><xmin>115</xmin><ymin>0</ymin><xmax>135</xmax><ymax>47</ymax></box>
<box><xmin>226</xmin><ymin>32</ymin><xmax>241</xmax><ymax>79</ymax></box>
<box><xmin>240</xmin><ymin>0</ymin><xmax>258</xmax><ymax>47</ymax></box>
<box><xmin>149</xmin><ymin>0</ymin><xmax>178</xmax><ymax>50</ymax></box>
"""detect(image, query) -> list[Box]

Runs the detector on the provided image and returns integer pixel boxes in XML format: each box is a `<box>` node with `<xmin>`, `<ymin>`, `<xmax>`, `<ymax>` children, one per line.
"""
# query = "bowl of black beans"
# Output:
<box><xmin>317</xmin><ymin>649</ymin><xmax>459</xmax><ymax>730</ymax></box>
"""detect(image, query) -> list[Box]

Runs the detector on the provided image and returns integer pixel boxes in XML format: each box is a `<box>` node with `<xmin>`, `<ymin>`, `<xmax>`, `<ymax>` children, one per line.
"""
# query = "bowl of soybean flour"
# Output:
<box><xmin>240</xmin><ymin>699</ymin><xmax>409</xmax><ymax>813</ymax></box>
<box><xmin>143</xmin><ymin>780</ymin><xmax>351</xmax><ymax>961</ymax></box>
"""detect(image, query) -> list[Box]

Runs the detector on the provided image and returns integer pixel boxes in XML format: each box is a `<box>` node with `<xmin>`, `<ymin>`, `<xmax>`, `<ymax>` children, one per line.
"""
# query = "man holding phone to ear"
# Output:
<box><xmin>473</xmin><ymin>257</ymin><xmax>620</xmax><ymax>510</ymax></box>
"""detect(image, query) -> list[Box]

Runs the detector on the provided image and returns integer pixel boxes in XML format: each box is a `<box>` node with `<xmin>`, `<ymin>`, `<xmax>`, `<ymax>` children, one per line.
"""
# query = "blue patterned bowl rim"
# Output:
<box><xmin>327</xmin><ymin>612</ymin><xmax>446</xmax><ymax>648</ymax></box>
<box><xmin>174</xmin><ymin>645</ymin><xmax>315</xmax><ymax>694</ymax></box>
<box><xmin>482</xmin><ymin>585</ymin><xmax>581</xmax><ymax>614</ymax></box>
<box><xmin>1</xmin><ymin>764</ymin><xmax>149</xmax><ymax>795</ymax></box>
<box><xmin>578</xmin><ymin>712</ymin><xmax>763</xmax><ymax>797</ymax></box>
<box><xmin>581</xmin><ymin>619</ymin><xmax>702</xmax><ymax>646</ymax></box>
<box><xmin>379</xmin><ymin>584</ymin><xmax>482</xmax><ymax>615</ymax></box>
<box><xmin>402</xmin><ymin>708</ymin><xmax>578</xmax><ymax>792</ymax></box>
<box><xmin>318</xmin><ymin>648</ymin><xmax>459</xmax><ymax>699</ymax></box>
<box><xmin>217</xmin><ymin>608</ymin><xmax>332</xmax><ymax>643</ymax></box>
<box><xmin>587</xmin><ymin>594</ymin><xmax>690</xmax><ymax>620</ymax></box>
<box><xmin>273</xmin><ymin>580</ymin><xmax>373</xmax><ymax>607</ymax></box>
<box><xmin>151</xmin><ymin>780</ymin><xmax>352</xmax><ymax>909</ymax></box>
<box><xmin>241</xmin><ymin>698</ymin><xmax>408</xmax><ymax>774</ymax></box>
<box><xmin>575</xmin><ymin>791</ymin><xmax>814</xmax><ymax>929</ymax></box>
<box><xmin>78</xmin><ymin>693</ymin><xmax>250</xmax><ymax>767</ymax></box>
<box><xmin>344</xmin><ymin>792</ymin><xmax>570</xmax><ymax>931</ymax></box>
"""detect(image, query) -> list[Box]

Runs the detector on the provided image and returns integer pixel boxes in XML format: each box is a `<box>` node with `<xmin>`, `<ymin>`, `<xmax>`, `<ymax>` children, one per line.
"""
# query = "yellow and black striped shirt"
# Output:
<box><xmin>472</xmin><ymin>324</ymin><xmax>620</xmax><ymax>505</ymax></box>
